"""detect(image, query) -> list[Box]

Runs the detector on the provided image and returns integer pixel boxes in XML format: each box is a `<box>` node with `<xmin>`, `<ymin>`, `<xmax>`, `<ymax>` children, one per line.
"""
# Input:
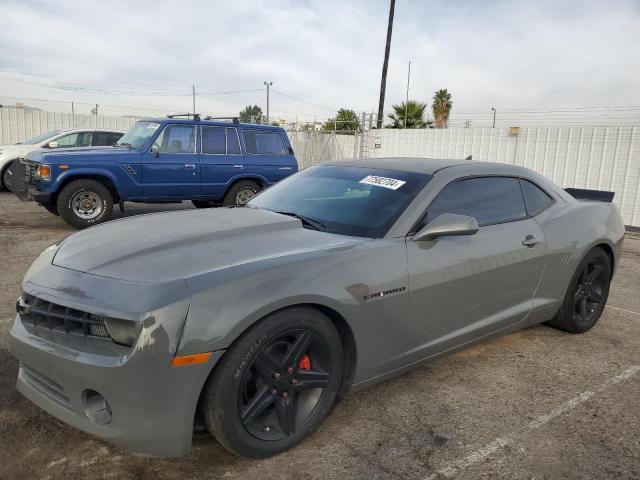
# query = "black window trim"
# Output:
<box><xmin>408</xmin><ymin>174</ymin><xmax>556</xmax><ymax>236</ymax></box>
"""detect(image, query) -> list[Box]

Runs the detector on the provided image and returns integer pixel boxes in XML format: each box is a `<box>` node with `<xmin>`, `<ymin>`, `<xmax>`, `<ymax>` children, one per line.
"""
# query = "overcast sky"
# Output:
<box><xmin>1</xmin><ymin>0</ymin><xmax>639</xmax><ymax>123</ymax></box>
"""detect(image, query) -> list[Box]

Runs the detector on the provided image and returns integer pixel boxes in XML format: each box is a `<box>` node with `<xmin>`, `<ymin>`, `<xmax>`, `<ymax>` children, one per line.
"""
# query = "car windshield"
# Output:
<box><xmin>247</xmin><ymin>165</ymin><xmax>432</xmax><ymax>238</ymax></box>
<box><xmin>20</xmin><ymin>130</ymin><xmax>63</xmax><ymax>145</ymax></box>
<box><xmin>116</xmin><ymin>121</ymin><xmax>161</xmax><ymax>148</ymax></box>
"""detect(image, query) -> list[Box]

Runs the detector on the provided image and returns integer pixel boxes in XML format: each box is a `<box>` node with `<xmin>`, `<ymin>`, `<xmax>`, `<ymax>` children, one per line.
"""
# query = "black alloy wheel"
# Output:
<box><xmin>573</xmin><ymin>260</ymin><xmax>606</xmax><ymax>324</ymax></box>
<box><xmin>201</xmin><ymin>307</ymin><xmax>343</xmax><ymax>458</ymax></box>
<box><xmin>546</xmin><ymin>246</ymin><xmax>611</xmax><ymax>334</ymax></box>
<box><xmin>238</xmin><ymin>329</ymin><xmax>330</xmax><ymax>441</ymax></box>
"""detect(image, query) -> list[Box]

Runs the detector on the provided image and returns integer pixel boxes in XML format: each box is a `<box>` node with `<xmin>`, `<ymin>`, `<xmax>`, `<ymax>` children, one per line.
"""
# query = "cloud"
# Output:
<box><xmin>0</xmin><ymin>0</ymin><xmax>638</xmax><ymax>120</ymax></box>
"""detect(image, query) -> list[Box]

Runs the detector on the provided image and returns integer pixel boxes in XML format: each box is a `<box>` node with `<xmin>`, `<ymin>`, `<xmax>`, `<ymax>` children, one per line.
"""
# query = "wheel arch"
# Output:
<box><xmin>56</xmin><ymin>173</ymin><xmax>121</xmax><ymax>203</ymax></box>
<box><xmin>224</xmin><ymin>174</ymin><xmax>270</xmax><ymax>193</ymax></box>
<box><xmin>593</xmin><ymin>242</ymin><xmax>615</xmax><ymax>278</ymax></box>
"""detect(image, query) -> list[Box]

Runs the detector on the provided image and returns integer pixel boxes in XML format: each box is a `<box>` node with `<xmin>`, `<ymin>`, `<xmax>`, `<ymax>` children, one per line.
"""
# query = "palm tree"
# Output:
<box><xmin>387</xmin><ymin>100</ymin><xmax>427</xmax><ymax>128</ymax></box>
<box><xmin>432</xmin><ymin>89</ymin><xmax>452</xmax><ymax>128</ymax></box>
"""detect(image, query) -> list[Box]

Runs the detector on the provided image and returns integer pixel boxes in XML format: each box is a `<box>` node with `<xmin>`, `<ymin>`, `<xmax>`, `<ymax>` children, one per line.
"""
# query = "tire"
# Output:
<box><xmin>42</xmin><ymin>203</ymin><xmax>59</xmax><ymax>216</ymax></box>
<box><xmin>546</xmin><ymin>246</ymin><xmax>611</xmax><ymax>334</ymax></box>
<box><xmin>222</xmin><ymin>180</ymin><xmax>262</xmax><ymax>207</ymax></box>
<box><xmin>56</xmin><ymin>179</ymin><xmax>114</xmax><ymax>229</ymax></box>
<box><xmin>201</xmin><ymin>307</ymin><xmax>343</xmax><ymax>458</ymax></box>
<box><xmin>1</xmin><ymin>160</ymin><xmax>16</xmax><ymax>191</ymax></box>
<box><xmin>192</xmin><ymin>200</ymin><xmax>215</xmax><ymax>209</ymax></box>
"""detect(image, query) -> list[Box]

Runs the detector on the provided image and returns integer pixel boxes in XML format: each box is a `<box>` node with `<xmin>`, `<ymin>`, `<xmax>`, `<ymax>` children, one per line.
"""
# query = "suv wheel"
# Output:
<box><xmin>57</xmin><ymin>179</ymin><xmax>114</xmax><ymax>229</ymax></box>
<box><xmin>223</xmin><ymin>180</ymin><xmax>262</xmax><ymax>207</ymax></box>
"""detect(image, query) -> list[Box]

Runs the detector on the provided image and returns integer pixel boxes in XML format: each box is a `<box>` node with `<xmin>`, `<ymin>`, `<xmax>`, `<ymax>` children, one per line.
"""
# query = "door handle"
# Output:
<box><xmin>522</xmin><ymin>235</ymin><xmax>542</xmax><ymax>247</ymax></box>
<box><xmin>233</xmin><ymin>164</ymin><xmax>244</xmax><ymax>169</ymax></box>
<box><xmin>184</xmin><ymin>164</ymin><xmax>196</xmax><ymax>169</ymax></box>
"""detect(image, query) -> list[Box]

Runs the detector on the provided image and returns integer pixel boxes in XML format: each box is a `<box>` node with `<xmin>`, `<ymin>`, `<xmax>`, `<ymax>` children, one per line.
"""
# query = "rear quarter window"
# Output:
<box><xmin>243</xmin><ymin>130</ymin><xmax>286</xmax><ymax>155</ymax></box>
<box><xmin>520</xmin><ymin>179</ymin><xmax>554</xmax><ymax>216</ymax></box>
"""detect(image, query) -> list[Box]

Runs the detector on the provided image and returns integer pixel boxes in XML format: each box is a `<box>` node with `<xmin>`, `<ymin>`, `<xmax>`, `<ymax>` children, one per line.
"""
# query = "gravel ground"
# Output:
<box><xmin>0</xmin><ymin>192</ymin><xmax>639</xmax><ymax>480</ymax></box>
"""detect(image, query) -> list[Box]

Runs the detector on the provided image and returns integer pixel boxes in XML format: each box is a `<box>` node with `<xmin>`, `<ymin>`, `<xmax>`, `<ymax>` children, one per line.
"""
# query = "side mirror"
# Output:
<box><xmin>47</xmin><ymin>141</ymin><xmax>59</xmax><ymax>149</ymax></box>
<box><xmin>151</xmin><ymin>144</ymin><xmax>160</xmax><ymax>158</ymax></box>
<box><xmin>412</xmin><ymin>213</ymin><xmax>479</xmax><ymax>241</ymax></box>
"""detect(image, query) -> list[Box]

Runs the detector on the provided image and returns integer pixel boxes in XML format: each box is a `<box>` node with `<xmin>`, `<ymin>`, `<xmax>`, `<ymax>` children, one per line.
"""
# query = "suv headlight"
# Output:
<box><xmin>35</xmin><ymin>164</ymin><xmax>51</xmax><ymax>181</ymax></box>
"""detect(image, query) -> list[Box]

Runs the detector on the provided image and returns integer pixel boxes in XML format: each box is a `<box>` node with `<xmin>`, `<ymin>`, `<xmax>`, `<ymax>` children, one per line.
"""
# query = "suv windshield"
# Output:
<box><xmin>21</xmin><ymin>130</ymin><xmax>63</xmax><ymax>145</ymax></box>
<box><xmin>247</xmin><ymin>165</ymin><xmax>431</xmax><ymax>238</ymax></box>
<box><xmin>116</xmin><ymin>121</ymin><xmax>161</xmax><ymax>148</ymax></box>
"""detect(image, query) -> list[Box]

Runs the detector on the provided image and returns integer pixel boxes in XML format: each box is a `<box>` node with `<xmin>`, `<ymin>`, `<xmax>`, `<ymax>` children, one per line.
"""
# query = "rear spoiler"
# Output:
<box><xmin>565</xmin><ymin>188</ymin><xmax>615</xmax><ymax>203</ymax></box>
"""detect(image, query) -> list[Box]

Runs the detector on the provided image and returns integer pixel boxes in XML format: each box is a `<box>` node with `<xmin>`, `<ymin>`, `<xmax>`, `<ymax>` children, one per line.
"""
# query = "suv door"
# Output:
<box><xmin>404</xmin><ymin>176</ymin><xmax>547</xmax><ymax>363</ymax></box>
<box><xmin>141</xmin><ymin>124</ymin><xmax>200</xmax><ymax>198</ymax></box>
<box><xmin>200</xmin><ymin>126</ymin><xmax>243</xmax><ymax>199</ymax></box>
<box><xmin>242</xmin><ymin>129</ymin><xmax>296</xmax><ymax>184</ymax></box>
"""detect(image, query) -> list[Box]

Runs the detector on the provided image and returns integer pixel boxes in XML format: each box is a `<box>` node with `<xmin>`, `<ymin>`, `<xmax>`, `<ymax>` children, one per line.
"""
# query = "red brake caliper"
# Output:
<box><xmin>299</xmin><ymin>354</ymin><xmax>311</xmax><ymax>370</ymax></box>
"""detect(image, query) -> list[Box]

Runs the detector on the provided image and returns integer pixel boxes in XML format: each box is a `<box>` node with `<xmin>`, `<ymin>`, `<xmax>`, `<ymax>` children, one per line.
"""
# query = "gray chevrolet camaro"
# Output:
<box><xmin>10</xmin><ymin>158</ymin><xmax>624</xmax><ymax>458</ymax></box>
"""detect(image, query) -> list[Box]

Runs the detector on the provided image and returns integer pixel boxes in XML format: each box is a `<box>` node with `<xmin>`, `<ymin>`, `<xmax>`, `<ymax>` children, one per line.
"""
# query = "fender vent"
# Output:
<box><xmin>122</xmin><ymin>164</ymin><xmax>137</xmax><ymax>175</ymax></box>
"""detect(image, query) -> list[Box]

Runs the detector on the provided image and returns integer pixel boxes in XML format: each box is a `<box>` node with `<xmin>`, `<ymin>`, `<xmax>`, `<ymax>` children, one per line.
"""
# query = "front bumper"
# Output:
<box><xmin>9</xmin><ymin>258</ymin><xmax>222</xmax><ymax>457</ymax></box>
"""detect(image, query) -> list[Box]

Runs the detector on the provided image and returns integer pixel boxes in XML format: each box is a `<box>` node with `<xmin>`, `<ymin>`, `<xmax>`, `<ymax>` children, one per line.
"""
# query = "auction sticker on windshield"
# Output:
<box><xmin>359</xmin><ymin>175</ymin><xmax>406</xmax><ymax>190</ymax></box>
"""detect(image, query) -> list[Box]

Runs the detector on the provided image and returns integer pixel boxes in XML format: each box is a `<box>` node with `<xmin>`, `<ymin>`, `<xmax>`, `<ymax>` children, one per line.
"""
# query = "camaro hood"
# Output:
<box><xmin>52</xmin><ymin>208</ymin><xmax>364</xmax><ymax>283</ymax></box>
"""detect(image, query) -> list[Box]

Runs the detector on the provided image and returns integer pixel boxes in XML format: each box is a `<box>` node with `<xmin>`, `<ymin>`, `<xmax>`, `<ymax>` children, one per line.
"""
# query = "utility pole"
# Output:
<box><xmin>376</xmin><ymin>0</ymin><xmax>396</xmax><ymax>129</ymax></box>
<box><xmin>404</xmin><ymin>60</ymin><xmax>411</xmax><ymax>128</ymax></box>
<box><xmin>71</xmin><ymin>102</ymin><xmax>75</xmax><ymax>127</ymax></box>
<box><xmin>491</xmin><ymin>107</ymin><xmax>496</xmax><ymax>128</ymax></box>
<box><xmin>192</xmin><ymin>85</ymin><xmax>196</xmax><ymax>116</ymax></box>
<box><xmin>264</xmin><ymin>81</ymin><xmax>273</xmax><ymax>124</ymax></box>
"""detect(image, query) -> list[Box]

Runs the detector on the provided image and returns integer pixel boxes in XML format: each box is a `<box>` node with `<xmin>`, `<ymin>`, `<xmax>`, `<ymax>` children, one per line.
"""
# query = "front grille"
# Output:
<box><xmin>18</xmin><ymin>293</ymin><xmax>112</xmax><ymax>341</ymax></box>
<box><xmin>22</xmin><ymin>160</ymin><xmax>36</xmax><ymax>182</ymax></box>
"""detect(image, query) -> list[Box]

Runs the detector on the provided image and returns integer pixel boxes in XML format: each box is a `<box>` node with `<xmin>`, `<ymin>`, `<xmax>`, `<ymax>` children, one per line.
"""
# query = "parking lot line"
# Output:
<box><xmin>423</xmin><ymin>364</ymin><xmax>640</xmax><ymax>480</ymax></box>
<box><xmin>606</xmin><ymin>305</ymin><xmax>640</xmax><ymax>316</ymax></box>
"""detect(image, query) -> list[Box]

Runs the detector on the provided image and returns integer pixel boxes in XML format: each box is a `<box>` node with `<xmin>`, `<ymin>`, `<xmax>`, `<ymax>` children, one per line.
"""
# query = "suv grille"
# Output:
<box><xmin>17</xmin><ymin>293</ymin><xmax>111</xmax><ymax>341</ymax></box>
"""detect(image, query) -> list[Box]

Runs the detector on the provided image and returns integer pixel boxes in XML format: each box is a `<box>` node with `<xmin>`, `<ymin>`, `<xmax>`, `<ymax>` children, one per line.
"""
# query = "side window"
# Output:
<box><xmin>226</xmin><ymin>128</ymin><xmax>241</xmax><ymax>154</ymax></box>
<box><xmin>92</xmin><ymin>132</ymin><xmax>121</xmax><ymax>146</ymax></box>
<box><xmin>520</xmin><ymin>179</ymin><xmax>554</xmax><ymax>216</ymax></box>
<box><xmin>427</xmin><ymin>177</ymin><xmax>527</xmax><ymax>226</ymax></box>
<box><xmin>109</xmin><ymin>132</ymin><xmax>124</xmax><ymax>145</ymax></box>
<box><xmin>152</xmin><ymin>125</ymin><xmax>196</xmax><ymax>154</ymax></box>
<box><xmin>243</xmin><ymin>130</ymin><xmax>285</xmax><ymax>155</ymax></box>
<box><xmin>202</xmin><ymin>126</ymin><xmax>226</xmax><ymax>154</ymax></box>
<box><xmin>76</xmin><ymin>132</ymin><xmax>92</xmax><ymax>147</ymax></box>
<box><xmin>56</xmin><ymin>133</ymin><xmax>78</xmax><ymax>147</ymax></box>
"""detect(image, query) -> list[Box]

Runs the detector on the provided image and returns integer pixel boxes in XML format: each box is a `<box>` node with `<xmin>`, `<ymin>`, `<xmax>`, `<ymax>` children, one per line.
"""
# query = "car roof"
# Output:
<box><xmin>323</xmin><ymin>157</ymin><xmax>504</xmax><ymax>175</ymax></box>
<box><xmin>139</xmin><ymin>117</ymin><xmax>283</xmax><ymax>130</ymax></box>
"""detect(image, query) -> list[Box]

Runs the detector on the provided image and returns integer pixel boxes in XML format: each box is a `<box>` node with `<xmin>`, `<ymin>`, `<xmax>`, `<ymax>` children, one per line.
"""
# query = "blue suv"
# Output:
<box><xmin>11</xmin><ymin>115</ymin><xmax>298</xmax><ymax>228</ymax></box>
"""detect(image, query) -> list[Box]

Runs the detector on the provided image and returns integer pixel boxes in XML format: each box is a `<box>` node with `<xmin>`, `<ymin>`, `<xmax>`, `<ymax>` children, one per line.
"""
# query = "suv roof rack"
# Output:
<box><xmin>203</xmin><ymin>116</ymin><xmax>240</xmax><ymax>124</ymax></box>
<box><xmin>167</xmin><ymin>113</ymin><xmax>201</xmax><ymax>120</ymax></box>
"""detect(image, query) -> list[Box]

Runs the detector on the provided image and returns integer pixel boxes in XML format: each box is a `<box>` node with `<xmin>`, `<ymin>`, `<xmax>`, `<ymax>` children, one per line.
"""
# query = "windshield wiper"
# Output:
<box><xmin>273</xmin><ymin>211</ymin><xmax>327</xmax><ymax>231</ymax></box>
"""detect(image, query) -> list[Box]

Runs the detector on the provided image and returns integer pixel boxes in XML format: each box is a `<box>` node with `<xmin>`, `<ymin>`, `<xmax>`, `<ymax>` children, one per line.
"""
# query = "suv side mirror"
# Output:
<box><xmin>151</xmin><ymin>144</ymin><xmax>160</xmax><ymax>158</ymax></box>
<box><xmin>47</xmin><ymin>141</ymin><xmax>59</xmax><ymax>149</ymax></box>
<box><xmin>412</xmin><ymin>213</ymin><xmax>479</xmax><ymax>241</ymax></box>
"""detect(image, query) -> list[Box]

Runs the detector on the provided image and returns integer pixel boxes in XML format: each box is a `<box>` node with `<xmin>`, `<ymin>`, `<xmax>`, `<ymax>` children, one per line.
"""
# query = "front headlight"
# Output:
<box><xmin>104</xmin><ymin>317</ymin><xmax>142</xmax><ymax>346</ymax></box>
<box><xmin>34</xmin><ymin>164</ymin><xmax>51</xmax><ymax>181</ymax></box>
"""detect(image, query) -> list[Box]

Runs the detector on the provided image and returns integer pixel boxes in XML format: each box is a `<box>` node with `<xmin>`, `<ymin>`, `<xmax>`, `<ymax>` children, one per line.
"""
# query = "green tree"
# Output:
<box><xmin>239</xmin><ymin>105</ymin><xmax>263</xmax><ymax>124</ymax></box>
<box><xmin>322</xmin><ymin>109</ymin><xmax>360</xmax><ymax>134</ymax></box>
<box><xmin>432</xmin><ymin>89</ymin><xmax>452</xmax><ymax>128</ymax></box>
<box><xmin>386</xmin><ymin>100</ymin><xmax>427</xmax><ymax>128</ymax></box>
